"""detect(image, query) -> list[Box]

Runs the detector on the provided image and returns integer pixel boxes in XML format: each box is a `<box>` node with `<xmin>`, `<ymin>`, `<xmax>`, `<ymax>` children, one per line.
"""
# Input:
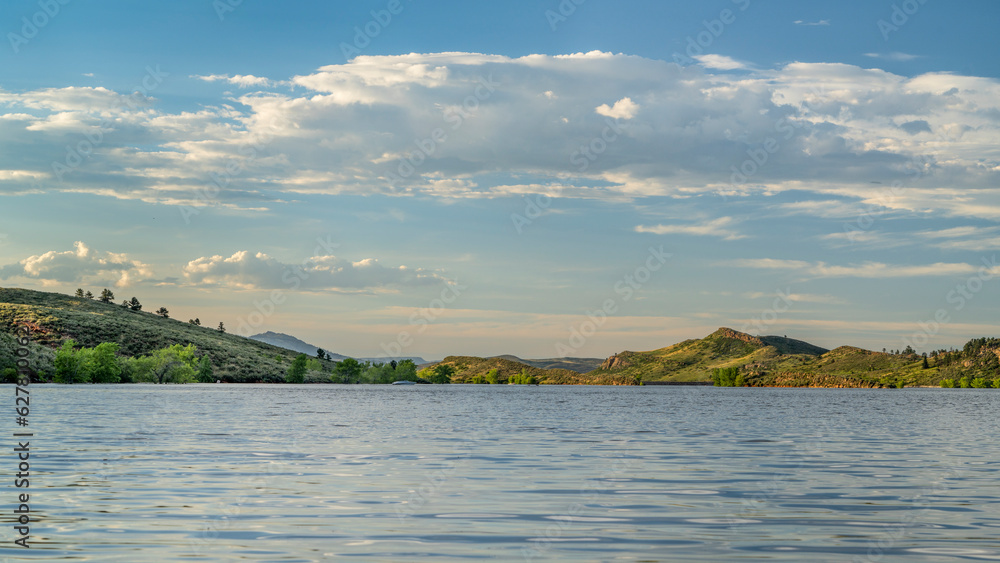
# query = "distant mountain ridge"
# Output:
<box><xmin>249</xmin><ymin>331</ymin><xmax>426</xmax><ymax>365</ymax></box>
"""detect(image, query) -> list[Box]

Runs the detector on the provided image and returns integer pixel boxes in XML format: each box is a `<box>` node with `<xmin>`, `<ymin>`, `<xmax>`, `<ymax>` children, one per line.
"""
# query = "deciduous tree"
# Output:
<box><xmin>287</xmin><ymin>354</ymin><xmax>308</xmax><ymax>384</ymax></box>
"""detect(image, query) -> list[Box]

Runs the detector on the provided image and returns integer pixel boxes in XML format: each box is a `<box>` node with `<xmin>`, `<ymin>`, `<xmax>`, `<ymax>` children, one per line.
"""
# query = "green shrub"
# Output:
<box><xmin>197</xmin><ymin>356</ymin><xmax>214</xmax><ymax>383</ymax></box>
<box><xmin>711</xmin><ymin>367</ymin><xmax>742</xmax><ymax>387</ymax></box>
<box><xmin>940</xmin><ymin>379</ymin><xmax>955</xmax><ymax>388</ymax></box>
<box><xmin>508</xmin><ymin>370</ymin><xmax>538</xmax><ymax>385</ymax></box>
<box><xmin>286</xmin><ymin>354</ymin><xmax>307</xmax><ymax>384</ymax></box>
<box><xmin>485</xmin><ymin>369</ymin><xmax>499</xmax><ymax>385</ymax></box>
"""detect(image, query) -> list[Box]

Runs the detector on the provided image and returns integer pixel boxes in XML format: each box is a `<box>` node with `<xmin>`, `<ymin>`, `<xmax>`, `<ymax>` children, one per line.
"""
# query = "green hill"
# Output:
<box><xmin>588</xmin><ymin>328</ymin><xmax>801</xmax><ymax>383</ymax></box>
<box><xmin>0</xmin><ymin>287</ymin><xmax>335</xmax><ymax>383</ymax></box>
<box><xmin>489</xmin><ymin>355</ymin><xmax>604</xmax><ymax>374</ymax></box>
<box><xmin>427</xmin><ymin>356</ymin><xmax>641</xmax><ymax>385</ymax></box>
<box><xmin>593</xmin><ymin>327</ymin><xmax>1000</xmax><ymax>388</ymax></box>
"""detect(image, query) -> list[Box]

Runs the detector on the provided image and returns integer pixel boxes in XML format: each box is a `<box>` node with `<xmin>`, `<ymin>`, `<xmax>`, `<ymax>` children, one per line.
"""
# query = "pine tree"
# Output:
<box><xmin>75</xmin><ymin>288</ymin><xmax>84</xmax><ymax>298</ymax></box>
<box><xmin>129</xmin><ymin>297</ymin><xmax>142</xmax><ymax>311</ymax></box>
<box><xmin>156</xmin><ymin>307</ymin><xmax>169</xmax><ymax>318</ymax></box>
<box><xmin>99</xmin><ymin>288</ymin><xmax>115</xmax><ymax>303</ymax></box>
<box><xmin>217</xmin><ymin>322</ymin><xmax>226</xmax><ymax>333</ymax></box>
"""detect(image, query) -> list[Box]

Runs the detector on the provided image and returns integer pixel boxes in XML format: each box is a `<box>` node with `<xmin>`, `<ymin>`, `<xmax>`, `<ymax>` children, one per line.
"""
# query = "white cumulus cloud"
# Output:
<box><xmin>0</xmin><ymin>241</ymin><xmax>153</xmax><ymax>287</ymax></box>
<box><xmin>595</xmin><ymin>97</ymin><xmax>640</xmax><ymax>120</ymax></box>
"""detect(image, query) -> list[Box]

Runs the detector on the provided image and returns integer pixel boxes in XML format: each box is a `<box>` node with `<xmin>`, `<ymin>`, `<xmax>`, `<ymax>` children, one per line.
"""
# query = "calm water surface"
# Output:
<box><xmin>5</xmin><ymin>385</ymin><xmax>1000</xmax><ymax>562</ymax></box>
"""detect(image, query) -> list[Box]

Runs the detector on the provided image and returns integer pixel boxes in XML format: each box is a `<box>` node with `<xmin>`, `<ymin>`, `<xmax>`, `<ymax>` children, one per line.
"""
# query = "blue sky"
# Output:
<box><xmin>1</xmin><ymin>0</ymin><xmax>999</xmax><ymax>360</ymax></box>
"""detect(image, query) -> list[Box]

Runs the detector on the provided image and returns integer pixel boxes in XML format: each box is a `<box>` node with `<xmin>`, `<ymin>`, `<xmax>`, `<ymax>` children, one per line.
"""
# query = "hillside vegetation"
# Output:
<box><xmin>594</xmin><ymin>327</ymin><xmax>1000</xmax><ymax>388</ymax></box>
<box><xmin>0</xmin><ymin>288</ymin><xmax>335</xmax><ymax>382</ymax></box>
<box><xmin>3</xmin><ymin>288</ymin><xmax>998</xmax><ymax>387</ymax></box>
<box><xmin>488</xmin><ymin>355</ymin><xmax>604</xmax><ymax>374</ymax></box>
<box><xmin>427</xmin><ymin>355</ymin><xmax>641</xmax><ymax>385</ymax></box>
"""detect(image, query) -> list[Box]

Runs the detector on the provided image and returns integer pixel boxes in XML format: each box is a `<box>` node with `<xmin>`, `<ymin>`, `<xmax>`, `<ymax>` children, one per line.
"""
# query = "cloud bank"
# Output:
<box><xmin>1</xmin><ymin>52</ymin><xmax>998</xmax><ymax>221</ymax></box>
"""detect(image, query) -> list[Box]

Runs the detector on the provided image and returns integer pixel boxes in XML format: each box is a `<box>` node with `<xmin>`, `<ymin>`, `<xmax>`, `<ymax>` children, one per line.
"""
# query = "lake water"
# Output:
<box><xmin>5</xmin><ymin>385</ymin><xmax>1000</xmax><ymax>562</ymax></box>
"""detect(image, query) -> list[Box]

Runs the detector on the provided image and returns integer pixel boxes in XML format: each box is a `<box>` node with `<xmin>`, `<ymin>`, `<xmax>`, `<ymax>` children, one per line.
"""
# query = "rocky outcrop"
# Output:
<box><xmin>712</xmin><ymin>328</ymin><xmax>764</xmax><ymax>347</ymax></box>
<box><xmin>828</xmin><ymin>345</ymin><xmax>890</xmax><ymax>357</ymax></box>
<box><xmin>600</xmin><ymin>352</ymin><xmax>633</xmax><ymax>370</ymax></box>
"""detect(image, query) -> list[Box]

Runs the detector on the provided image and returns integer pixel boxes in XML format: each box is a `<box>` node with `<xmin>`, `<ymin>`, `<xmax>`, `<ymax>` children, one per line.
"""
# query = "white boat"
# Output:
<box><xmin>391</xmin><ymin>380</ymin><xmax>416</xmax><ymax>385</ymax></box>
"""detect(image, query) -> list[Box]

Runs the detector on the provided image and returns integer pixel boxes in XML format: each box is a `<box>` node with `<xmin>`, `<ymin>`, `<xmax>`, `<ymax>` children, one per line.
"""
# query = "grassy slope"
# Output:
<box><xmin>489</xmin><ymin>355</ymin><xmax>604</xmax><ymax>374</ymax></box>
<box><xmin>591</xmin><ymin>328</ymin><xmax>972</xmax><ymax>388</ymax></box>
<box><xmin>747</xmin><ymin>346</ymin><xmax>933</xmax><ymax>388</ymax></box>
<box><xmin>433</xmin><ymin>356</ymin><xmax>641</xmax><ymax>385</ymax></box>
<box><xmin>0</xmin><ymin>288</ymin><xmax>335</xmax><ymax>382</ymax></box>
<box><xmin>587</xmin><ymin>328</ymin><xmax>785</xmax><ymax>382</ymax></box>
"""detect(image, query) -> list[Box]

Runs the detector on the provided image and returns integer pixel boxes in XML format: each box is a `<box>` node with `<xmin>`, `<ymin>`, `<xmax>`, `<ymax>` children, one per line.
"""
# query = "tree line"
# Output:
<box><xmin>284</xmin><ymin>354</ymin><xmax>431</xmax><ymax>384</ymax></box>
<box><xmin>74</xmin><ymin>288</ymin><xmax>226</xmax><ymax>332</ymax></box>
<box><xmin>0</xmin><ymin>340</ymin><xmax>214</xmax><ymax>384</ymax></box>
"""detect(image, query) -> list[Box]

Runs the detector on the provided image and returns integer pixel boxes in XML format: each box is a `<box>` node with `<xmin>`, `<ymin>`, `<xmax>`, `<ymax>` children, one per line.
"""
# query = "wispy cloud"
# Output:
<box><xmin>794</xmin><ymin>19</ymin><xmax>830</xmax><ymax>26</ymax></box>
<box><xmin>636</xmin><ymin>217</ymin><xmax>746</xmax><ymax>240</ymax></box>
<box><xmin>916</xmin><ymin>226</ymin><xmax>1000</xmax><ymax>251</ymax></box>
<box><xmin>864</xmin><ymin>52</ymin><xmax>922</xmax><ymax>62</ymax></box>
<box><xmin>730</xmin><ymin>259</ymin><xmax>988</xmax><ymax>279</ymax></box>
<box><xmin>181</xmin><ymin>251</ymin><xmax>446</xmax><ymax>292</ymax></box>
<box><xmin>693</xmin><ymin>54</ymin><xmax>748</xmax><ymax>70</ymax></box>
<box><xmin>191</xmin><ymin>74</ymin><xmax>278</xmax><ymax>88</ymax></box>
<box><xmin>744</xmin><ymin>291</ymin><xmax>845</xmax><ymax>304</ymax></box>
